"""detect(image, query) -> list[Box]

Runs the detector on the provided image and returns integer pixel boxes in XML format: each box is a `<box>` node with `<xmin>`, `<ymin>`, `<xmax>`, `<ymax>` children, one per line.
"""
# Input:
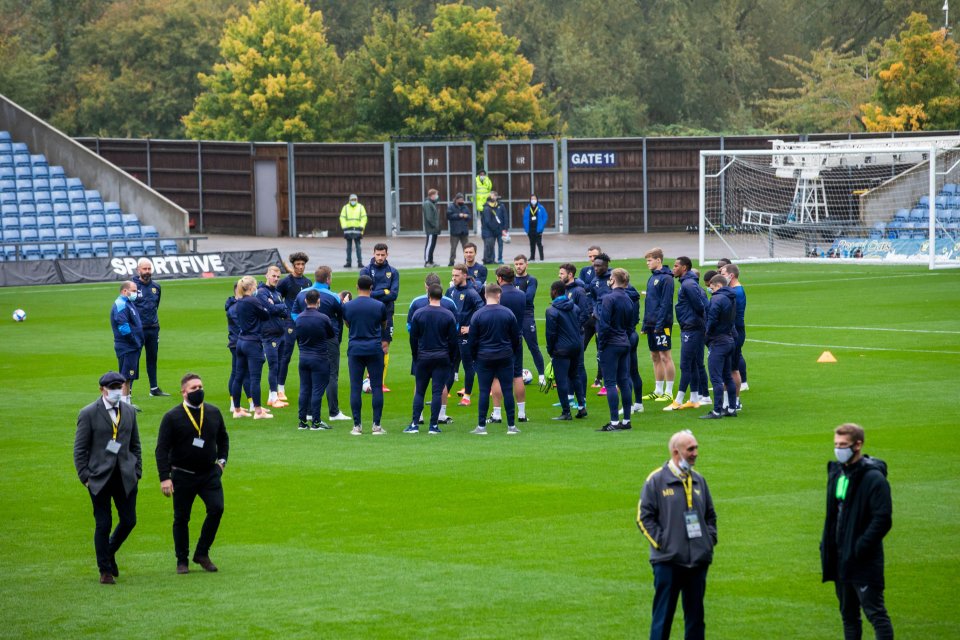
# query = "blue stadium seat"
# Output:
<box><xmin>13</xmin><ymin>153</ymin><xmax>30</xmax><ymax>167</ymax></box>
<box><xmin>74</xmin><ymin>226</ymin><xmax>91</xmax><ymax>241</ymax></box>
<box><xmin>105</xmin><ymin>212</ymin><xmax>122</xmax><ymax>226</ymax></box>
<box><xmin>112</xmin><ymin>242</ymin><xmax>129</xmax><ymax>258</ymax></box>
<box><xmin>11</xmin><ymin>142</ymin><xmax>28</xmax><ymax>154</ymax></box>
<box><xmin>54</xmin><ymin>214</ymin><xmax>72</xmax><ymax>229</ymax></box>
<box><xmin>942</xmin><ymin>183</ymin><xmax>957</xmax><ymax>194</ymax></box>
<box><xmin>48</xmin><ymin>166</ymin><xmax>65</xmax><ymax>179</ymax></box>
<box><xmin>71</xmin><ymin>214</ymin><xmax>89</xmax><ymax>228</ymax></box>
<box><xmin>69</xmin><ymin>190</ymin><xmax>86</xmax><ymax>204</ymax></box>
<box><xmin>1</xmin><ymin>217</ymin><xmax>18</xmax><ymax>232</ymax></box>
<box><xmin>40</xmin><ymin>243</ymin><xmax>61</xmax><ymax>260</ymax></box>
<box><xmin>84</xmin><ymin>189</ymin><xmax>102</xmax><ymax>204</ymax></box>
<box><xmin>56</xmin><ymin>227</ymin><xmax>73</xmax><ymax>241</ymax></box>
<box><xmin>19</xmin><ymin>216</ymin><xmax>38</xmax><ymax>231</ymax></box>
<box><xmin>20</xmin><ymin>227</ymin><xmax>39</xmax><ymax>242</ymax></box>
<box><xmin>946</xmin><ymin>210</ymin><xmax>960</xmax><ymax>223</ymax></box>
<box><xmin>0</xmin><ymin>192</ymin><xmax>15</xmax><ymax>206</ymax></box>
<box><xmin>31</xmin><ymin>165</ymin><xmax>49</xmax><ymax>179</ymax></box>
<box><xmin>75</xmin><ymin>242</ymin><xmax>94</xmax><ymax>259</ymax></box>
<box><xmin>51</xmin><ymin>190</ymin><xmax>69</xmax><ymax>205</ymax></box>
<box><xmin>38</xmin><ymin>228</ymin><xmax>55</xmax><ymax>242</ymax></box>
<box><xmin>0</xmin><ymin>179</ymin><xmax>15</xmax><ymax>192</ymax></box>
<box><xmin>34</xmin><ymin>203</ymin><xmax>53</xmax><ymax>217</ymax></box>
<box><xmin>120</xmin><ymin>213</ymin><xmax>139</xmax><ymax>225</ymax></box>
<box><xmin>15</xmin><ymin>166</ymin><xmax>31</xmax><ymax>181</ymax></box>
<box><xmin>16</xmin><ymin>191</ymin><xmax>34</xmax><ymax>206</ymax></box>
<box><xmin>53</xmin><ymin>202</ymin><xmax>71</xmax><ymax>217</ymax></box>
<box><xmin>141</xmin><ymin>240</ymin><xmax>158</xmax><ymax>256</ymax></box>
<box><xmin>104</xmin><ymin>202</ymin><xmax>122</xmax><ymax>216</ymax></box>
<box><xmin>917</xmin><ymin>195</ymin><xmax>930</xmax><ymax>207</ymax></box>
<box><xmin>909</xmin><ymin>208</ymin><xmax>926</xmax><ymax>221</ymax></box>
<box><xmin>88</xmin><ymin>213</ymin><xmax>106</xmax><ymax>228</ymax></box>
<box><xmin>90</xmin><ymin>226</ymin><xmax>107</xmax><ymax>240</ymax></box>
<box><xmin>15</xmin><ymin>179</ymin><xmax>32</xmax><ymax>194</ymax></box>
<box><xmin>3</xmin><ymin>229</ymin><xmax>20</xmax><ymax>243</ymax></box>
<box><xmin>123</xmin><ymin>222</ymin><xmax>141</xmax><ymax>238</ymax></box>
<box><xmin>87</xmin><ymin>201</ymin><xmax>104</xmax><ymax>215</ymax></box>
<box><xmin>140</xmin><ymin>225</ymin><xmax>158</xmax><ymax>238</ymax></box>
<box><xmin>0</xmin><ymin>131</ymin><xmax>10</xmax><ymax>141</ymax></box>
<box><xmin>66</xmin><ymin>177</ymin><xmax>84</xmax><ymax>192</ymax></box>
<box><xmin>37</xmin><ymin>215</ymin><xmax>55</xmax><ymax>229</ymax></box>
<box><xmin>936</xmin><ymin>195</ymin><xmax>949</xmax><ymax>209</ymax></box>
<box><xmin>33</xmin><ymin>177</ymin><xmax>50</xmax><ymax>192</ymax></box>
<box><xmin>126</xmin><ymin>241</ymin><xmax>144</xmax><ymax>257</ymax></box>
<box><xmin>30</xmin><ymin>154</ymin><xmax>47</xmax><ymax>168</ymax></box>
<box><xmin>160</xmin><ymin>240</ymin><xmax>178</xmax><ymax>255</ymax></box>
<box><xmin>34</xmin><ymin>190</ymin><xmax>52</xmax><ymax>205</ymax></box>
<box><xmin>106</xmin><ymin>225</ymin><xmax>125</xmax><ymax>239</ymax></box>
<box><xmin>18</xmin><ymin>203</ymin><xmax>36</xmax><ymax>217</ymax></box>
<box><xmin>92</xmin><ymin>242</ymin><xmax>110</xmax><ymax>258</ymax></box>
<box><xmin>21</xmin><ymin>244</ymin><xmax>41</xmax><ymax>260</ymax></box>
<box><xmin>48</xmin><ymin>176</ymin><xmax>66</xmax><ymax>191</ymax></box>
<box><xmin>0</xmin><ymin>155</ymin><xmax>12</xmax><ymax>168</ymax></box>
<box><xmin>1</xmin><ymin>203</ymin><xmax>17</xmax><ymax>218</ymax></box>
<box><xmin>0</xmin><ymin>166</ymin><xmax>12</xmax><ymax>180</ymax></box>
<box><xmin>69</xmin><ymin>201</ymin><xmax>87</xmax><ymax>215</ymax></box>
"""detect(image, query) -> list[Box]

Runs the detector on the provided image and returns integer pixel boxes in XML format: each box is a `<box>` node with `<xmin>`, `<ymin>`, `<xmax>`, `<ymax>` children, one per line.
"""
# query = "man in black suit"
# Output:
<box><xmin>73</xmin><ymin>371</ymin><xmax>142</xmax><ymax>585</ymax></box>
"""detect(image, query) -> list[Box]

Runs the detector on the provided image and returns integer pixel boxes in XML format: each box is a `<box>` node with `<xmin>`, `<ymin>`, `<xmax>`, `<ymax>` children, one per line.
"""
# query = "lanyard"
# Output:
<box><xmin>182</xmin><ymin>402</ymin><xmax>204</xmax><ymax>437</ymax></box>
<box><xmin>681</xmin><ymin>473</ymin><xmax>694</xmax><ymax>510</ymax></box>
<box><xmin>111</xmin><ymin>404</ymin><xmax>121</xmax><ymax>441</ymax></box>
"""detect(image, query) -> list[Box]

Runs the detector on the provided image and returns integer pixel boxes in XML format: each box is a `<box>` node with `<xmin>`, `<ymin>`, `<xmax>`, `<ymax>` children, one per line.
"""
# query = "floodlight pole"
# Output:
<box><xmin>945</xmin><ymin>1</ymin><xmax>950</xmax><ymax>30</ymax></box>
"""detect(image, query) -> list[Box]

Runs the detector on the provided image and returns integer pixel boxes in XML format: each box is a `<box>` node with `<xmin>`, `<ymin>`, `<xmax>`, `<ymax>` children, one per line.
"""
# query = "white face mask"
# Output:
<box><xmin>126</xmin><ymin>291</ymin><xmax>138</xmax><ymax>302</ymax></box>
<box><xmin>105</xmin><ymin>389</ymin><xmax>122</xmax><ymax>406</ymax></box>
<box><xmin>531</xmin><ymin>199</ymin><xmax>538</xmax><ymax>206</ymax></box>
<box><xmin>834</xmin><ymin>447</ymin><xmax>855</xmax><ymax>464</ymax></box>
<box><xmin>678</xmin><ymin>456</ymin><xmax>692</xmax><ymax>472</ymax></box>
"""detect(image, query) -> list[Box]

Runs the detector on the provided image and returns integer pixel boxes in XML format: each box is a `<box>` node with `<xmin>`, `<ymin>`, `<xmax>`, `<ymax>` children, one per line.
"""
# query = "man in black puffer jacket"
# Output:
<box><xmin>821</xmin><ymin>422</ymin><xmax>894</xmax><ymax>640</ymax></box>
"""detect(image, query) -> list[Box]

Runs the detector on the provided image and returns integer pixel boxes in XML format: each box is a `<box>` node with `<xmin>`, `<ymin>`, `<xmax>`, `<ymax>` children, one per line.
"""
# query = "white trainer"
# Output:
<box><xmin>350</xmin><ymin>426</ymin><xmax>362</xmax><ymax>436</ymax></box>
<box><xmin>329</xmin><ymin>411</ymin><xmax>352</xmax><ymax>421</ymax></box>
<box><xmin>372</xmin><ymin>425</ymin><xmax>387</xmax><ymax>435</ymax></box>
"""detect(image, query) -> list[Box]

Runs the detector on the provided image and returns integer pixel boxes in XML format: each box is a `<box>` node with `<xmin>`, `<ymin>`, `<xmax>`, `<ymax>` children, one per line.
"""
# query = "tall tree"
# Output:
<box><xmin>184</xmin><ymin>0</ymin><xmax>342</xmax><ymax>141</ymax></box>
<box><xmin>861</xmin><ymin>12</ymin><xmax>960</xmax><ymax>131</ymax></box>
<box><xmin>0</xmin><ymin>35</ymin><xmax>57</xmax><ymax>115</ymax></box>
<box><xmin>759</xmin><ymin>40</ymin><xmax>874</xmax><ymax>133</ymax></box>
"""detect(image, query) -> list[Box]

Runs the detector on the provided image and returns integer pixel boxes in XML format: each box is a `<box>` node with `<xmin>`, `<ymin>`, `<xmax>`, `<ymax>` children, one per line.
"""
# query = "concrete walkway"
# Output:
<box><xmin>196</xmin><ymin>231</ymin><xmax>711</xmax><ymax>273</ymax></box>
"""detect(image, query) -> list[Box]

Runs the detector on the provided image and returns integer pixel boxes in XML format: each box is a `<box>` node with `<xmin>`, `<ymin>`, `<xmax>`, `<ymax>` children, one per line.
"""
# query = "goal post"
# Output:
<box><xmin>698</xmin><ymin>143</ymin><xmax>960</xmax><ymax>270</ymax></box>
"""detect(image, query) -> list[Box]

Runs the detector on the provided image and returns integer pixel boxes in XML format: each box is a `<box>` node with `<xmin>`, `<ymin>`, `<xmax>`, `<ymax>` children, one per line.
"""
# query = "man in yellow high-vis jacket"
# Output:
<box><xmin>339</xmin><ymin>194</ymin><xmax>368</xmax><ymax>268</ymax></box>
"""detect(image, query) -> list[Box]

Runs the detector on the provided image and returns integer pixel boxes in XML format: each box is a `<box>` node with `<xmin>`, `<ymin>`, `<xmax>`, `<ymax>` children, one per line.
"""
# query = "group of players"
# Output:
<box><xmin>222</xmin><ymin>242</ymin><xmax>749</xmax><ymax>435</ymax></box>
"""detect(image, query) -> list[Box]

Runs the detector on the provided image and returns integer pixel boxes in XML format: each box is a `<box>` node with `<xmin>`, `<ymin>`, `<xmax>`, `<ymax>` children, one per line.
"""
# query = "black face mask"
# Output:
<box><xmin>186</xmin><ymin>389</ymin><xmax>205</xmax><ymax>406</ymax></box>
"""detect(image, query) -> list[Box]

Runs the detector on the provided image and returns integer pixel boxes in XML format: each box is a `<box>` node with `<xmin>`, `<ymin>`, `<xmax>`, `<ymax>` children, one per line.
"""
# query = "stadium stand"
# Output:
<box><xmin>881</xmin><ymin>183</ymin><xmax>960</xmax><ymax>240</ymax></box>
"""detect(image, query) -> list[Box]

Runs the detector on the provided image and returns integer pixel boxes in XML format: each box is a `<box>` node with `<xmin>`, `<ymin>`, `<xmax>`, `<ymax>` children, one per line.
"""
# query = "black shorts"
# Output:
<box><xmin>646</xmin><ymin>328</ymin><xmax>672</xmax><ymax>352</ymax></box>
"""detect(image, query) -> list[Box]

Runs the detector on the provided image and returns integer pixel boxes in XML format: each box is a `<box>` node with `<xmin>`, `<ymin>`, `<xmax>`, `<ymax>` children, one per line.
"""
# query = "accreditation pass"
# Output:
<box><xmin>684</xmin><ymin>510</ymin><xmax>702</xmax><ymax>539</ymax></box>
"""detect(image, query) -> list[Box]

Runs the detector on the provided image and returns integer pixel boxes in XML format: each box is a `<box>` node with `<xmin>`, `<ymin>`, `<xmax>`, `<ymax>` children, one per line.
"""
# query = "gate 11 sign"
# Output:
<box><xmin>569</xmin><ymin>152</ymin><xmax>617</xmax><ymax>167</ymax></box>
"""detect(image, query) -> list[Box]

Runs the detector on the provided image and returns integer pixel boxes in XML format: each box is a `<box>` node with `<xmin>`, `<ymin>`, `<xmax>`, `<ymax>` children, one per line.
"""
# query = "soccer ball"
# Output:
<box><xmin>522</xmin><ymin>369</ymin><xmax>533</xmax><ymax>384</ymax></box>
<box><xmin>362</xmin><ymin>377</ymin><xmax>372</xmax><ymax>393</ymax></box>
<box><xmin>12</xmin><ymin>309</ymin><xmax>25</xmax><ymax>322</ymax></box>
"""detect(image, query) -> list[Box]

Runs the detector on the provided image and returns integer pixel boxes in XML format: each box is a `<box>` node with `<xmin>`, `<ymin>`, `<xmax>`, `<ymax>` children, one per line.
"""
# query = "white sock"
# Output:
<box><xmin>655</xmin><ymin>380</ymin><xmax>664</xmax><ymax>395</ymax></box>
<box><xmin>518</xmin><ymin>402</ymin><xmax>526</xmax><ymax>418</ymax></box>
<box><xmin>723</xmin><ymin>391</ymin><xmax>730</xmax><ymax>409</ymax></box>
<box><xmin>278</xmin><ymin>384</ymin><xmax>285</xmax><ymax>393</ymax></box>
<box><xmin>269</xmin><ymin>391</ymin><xmax>277</xmax><ymax>403</ymax></box>
<box><xmin>691</xmin><ymin>392</ymin><xmax>700</xmax><ymax>404</ymax></box>
<box><xmin>675</xmin><ymin>391</ymin><xmax>685</xmax><ymax>405</ymax></box>
<box><xmin>418</xmin><ymin>411</ymin><xmax>423</xmax><ymax>422</ymax></box>
<box><xmin>665</xmin><ymin>380</ymin><xmax>674</xmax><ymax>396</ymax></box>
<box><xmin>492</xmin><ymin>406</ymin><xmax>501</xmax><ymax>420</ymax></box>
<box><xmin>249</xmin><ymin>401</ymin><xmax>255</xmax><ymax>411</ymax></box>
<box><xmin>229</xmin><ymin>399</ymin><xmax>236</xmax><ymax>411</ymax></box>
<box><xmin>306</xmin><ymin>415</ymin><xmax>312</xmax><ymax>422</ymax></box>
<box><xmin>439</xmin><ymin>405</ymin><xmax>447</xmax><ymax>420</ymax></box>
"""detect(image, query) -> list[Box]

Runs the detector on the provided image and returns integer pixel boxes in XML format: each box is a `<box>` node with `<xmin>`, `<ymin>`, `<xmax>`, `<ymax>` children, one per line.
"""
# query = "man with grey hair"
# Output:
<box><xmin>637</xmin><ymin>430</ymin><xmax>717</xmax><ymax>640</ymax></box>
<box><xmin>133</xmin><ymin>257</ymin><xmax>169</xmax><ymax>397</ymax></box>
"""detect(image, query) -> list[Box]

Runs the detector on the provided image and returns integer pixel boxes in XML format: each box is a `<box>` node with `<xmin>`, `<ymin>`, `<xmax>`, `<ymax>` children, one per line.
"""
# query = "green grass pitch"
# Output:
<box><xmin>0</xmin><ymin>260</ymin><xmax>957</xmax><ymax>639</ymax></box>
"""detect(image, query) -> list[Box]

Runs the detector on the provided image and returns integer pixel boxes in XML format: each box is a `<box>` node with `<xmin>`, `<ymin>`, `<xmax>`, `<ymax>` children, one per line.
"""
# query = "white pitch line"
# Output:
<box><xmin>747</xmin><ymin>338</ymin><xmax>960</xmax><ymax>356</ymax></box>
<box><xmin>749</xmin><ymin>272</ymin><xmax>949</xmax><ymax>287</ymax></box>
<box><xmin>751</xmin><ymin>324</ymin><xmax>960</xmax><ymax>336</ymax></box>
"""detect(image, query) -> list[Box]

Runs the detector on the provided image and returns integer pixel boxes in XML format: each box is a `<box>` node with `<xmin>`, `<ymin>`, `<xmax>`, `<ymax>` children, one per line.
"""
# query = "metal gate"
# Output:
<box><xmin>483</xmin><ymin>139</ymin><xmax>560</xmax><ymax>233</ymax></box>
<box><xmin>393</xmin><ymin>141</ymin><xmax>476</xmax><ymax>235</ymax></box>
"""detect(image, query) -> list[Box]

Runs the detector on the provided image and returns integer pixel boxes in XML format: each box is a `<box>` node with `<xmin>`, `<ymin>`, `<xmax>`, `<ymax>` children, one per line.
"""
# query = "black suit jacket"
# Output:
<box><xmin>74</xmin><ymin>398</ymin><xmax>142</xmax><ymax>496</ymax></box>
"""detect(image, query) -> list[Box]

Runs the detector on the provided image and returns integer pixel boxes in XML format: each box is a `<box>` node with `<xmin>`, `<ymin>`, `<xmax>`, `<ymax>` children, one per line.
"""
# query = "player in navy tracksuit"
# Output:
<box><xmin>111</xmin><ymin>280</ymin><xmax>144</xmax><ymax>407</ymax></box>
<box><xmin>225</xmin><ymin>284</ymin><xmax>252</xmax><ymax>417</ymax></box>
<box><xmin>488</xmin><ymin>266</ymin><xmax>529</xmax><ymax>423</ymax></box>
<box><xmin>580</xmin><ymin>246</ymin><xmax>601</xmax><ymax>286</ymax></box>
<box><xmin>514</xmin><ymin>255</ymin><xmax>546</xmax><ymax>380</ymax></box>
<box><xmin>625</xmin><ymin>283</ymin><xmax>645</xmax><ymax>412</ymax></box>
<box><xmin>232</xmin><ymin>276</ymin><xmax>272</xmax><ymax>419</ymax></box>
<box><xmin>295</xmin><ymin>289</ymin><xmax>336</xmax><ymax>431</ymax></box>
<box><xmin>407</xmin><ymin>274</ymin><xmax>459</xmax><ymax>424</ymax></box>
<box><xmin>468</xmin><ymin>284</ymin><xmax>522</xmax><ymax>435</ymax></box>
<box><xmin>463</xmin><ymin>243</ymin><xmax>487</xmax><ymax>288</ymax></box>
<box><xmin>665</xmin><ymin>257</ymin><xmax>707</xmax><ymax>411</ymax></box>
<box><xmin>596</xmin><ymin>268</ymin><xmax>635</xmax><ymax>431</ymax></box>
<box><xmin>587</xmin><ymin>253</ymin><xmax>613</xmax><ymax>394</ymax></box>
<box><xmin>545</xmin><ymin>280</ymin><xmax>586</xmax><ymax>420</ymax></box>
<box><xmin>292</xmin><ymin>266</ymin><xmax>348</xmax><ymax>422</ymax></box>
<box><xmin>579</xmin><ymin>246</ymin><xmax>602</xmax><ymax>385</ymax></box>
<box><xmin>702</xmin><ymin>275</ymin><xmax>738</xmax><ymax>419</ymax></box>
<box><xmin>342</xmin><ymin>275</ymin><xmax>388</xmax><ymax>434</ymax></box>
<box><xmin>642</xmin><ymin>248</ymin><xmax>676</xmax><ymax>402</ymax></box>
<box><xmin>721</xmin><ymin>263</ymin><xmax>747</xmax><ymax>408</ymax></box>
<box><xmin>257</xmin><ymin>266</ymin><xmax>290</xmax><ymax>408</ymax></box>
<box><xmin>132</xmin><ymin>258</ymin><xmax>167</xmax><ymax>397</ymax></box>
<box><xmin>406</xmin><ymin>285</ymin><xmax>459</xmax><ymax>434</ymax></box>
<box><xmin>560</xmin><ymin>263</ymin><xmax>592</xmax><ymax>406</ymax></box>
<box><xmin>276</xmin><ymin>252</ymin><xmax>311</xmax><ymax>401</ymax></box>
<box><xmin>447</xmin><ymin>264</ymin><xmax>484</xmax><ymax>405</ymax></box>
<box><xmin>359</xmin><ymin>243</ymin><xmax>399</xmax><ymax>391</ymax></box>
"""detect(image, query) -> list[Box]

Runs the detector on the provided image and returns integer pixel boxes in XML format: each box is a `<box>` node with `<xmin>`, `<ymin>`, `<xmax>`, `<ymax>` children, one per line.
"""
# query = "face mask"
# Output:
<box><xmin>834</xmin><ymin>447</ymin><xmax>854</xmax><ymax>464</ymax></box>
<box><xmin>431</xmin><ymin>196</ymin><xmax>438</xmax><ymax>202</ymax></box>
<box><xmin>350</xmin><ymin>200</ymin><xmax>357</xmax><ymax>205</ymax></box>
<box><xmin>186</xmin><ymin>389</ymin><xmax>205</xmax><ymax>406</ymax></box>
<box><xmin>105</xmin><ymin>388</ymin><xmax>122</xmax><ymax>406</ymax></box>
<box><xmin>126</xmin><ymin>292</ymin><xmax>138</xmax><ymax>302</ymax></box>
<box><xmin>678</xmin><ymin>457</ymin><xmax>692</xmax><ymax>472</ymax></box>
<box><xmin>531</xmin><ymin>199</ymin><xmax>538</xmax><ymax>205</ymax></box>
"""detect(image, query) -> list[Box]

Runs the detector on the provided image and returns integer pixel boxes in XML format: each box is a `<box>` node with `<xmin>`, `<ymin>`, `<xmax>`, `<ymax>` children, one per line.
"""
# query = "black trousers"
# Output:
<box><xmin>650</xmin><ymin>563</ymin><xmax>708</xmax><ymax>640</ymax></box>
<box><xmin>424</xmin><ymin>234</ymin><xmax>438</xmax><ymax>264</ymax></box>
<box><xmin>171</xmin><ymin>466</ymin><xmax>224</xmax><ymax>564</ymax></box>
<box><xmin>449</xmin><ymin>233</ymin><xmax>468</xmax><ymax>265</ymax></box>
<box><xmin>142</xmin><ymin>324</ymin><xmax>160</xmax><ymax>388</ymax></box>
<box><xmin>527</xmin><ymin>232</ymin><xmax>544</xmax><ymax>260</ymax></box>
<box><xmin>89</xmin><ymin>466</ymin><xmax>137</xmax><ymax>573</ymax></box>
<box><xmin>836</xmin><ymin>581</ymin><xmax>894</xmax><ymax>640</ymax></box>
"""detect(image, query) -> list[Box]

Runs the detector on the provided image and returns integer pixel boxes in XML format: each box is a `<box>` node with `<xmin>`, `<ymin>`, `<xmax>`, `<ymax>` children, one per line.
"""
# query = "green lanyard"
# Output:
<box><xmin>835</xmin><ymin>474</ymin><xmax>849</xmax><ymax>501</ymax></box>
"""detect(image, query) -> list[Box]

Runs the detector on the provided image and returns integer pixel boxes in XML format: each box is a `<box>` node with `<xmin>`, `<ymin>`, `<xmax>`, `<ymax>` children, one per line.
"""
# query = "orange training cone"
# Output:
<box><xmin>817</xmin><ymin>351</ymin><xmax>837</xmax><ymax>363</ymax></box>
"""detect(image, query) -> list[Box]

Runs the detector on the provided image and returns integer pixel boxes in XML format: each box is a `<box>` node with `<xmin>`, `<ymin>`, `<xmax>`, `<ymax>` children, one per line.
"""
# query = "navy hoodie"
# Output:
<box><xmin>236</xmin><ymin>295</ymin><xmax>270</xmax><ymax>342</ymax></box>
<box><xmin>643</xmin><ymin>266</ymin><xmax>675</xmax><ymax>332</ymax></box>
<box><xmin>597</xmin><ymin>287</ymin><xmax>633</xmax><ymax>350</ymax></box>
<box><xmin>545</xmin><ymin>296</ymin><xmax>583</xmax><ymax>356</ymax></box>
<box><xmin>705</xmin><ymin>287</ymin><xmax>737</xmax><ymax>345</ymax></box>
<box><xmin>360</xmin><ymin>258</ymin><xmax>400</xmax><ymax>315</ymax></box>
<box><xmin>564</xmin><ymin>279</ymin><xmax>592</xmax><ymax>327</ymax></box>
<box><xmin>256</xmin><ymin>282</ymin><xmax>288</xmax><ymax>338</ymax></box>
<box><xmin>625</xmin><ymin>285</ymin><xmax>642</xmax><ymax>334</ymax></box>
<box><xmin>446</xmin><ymin>283</ymin><xmax>484</xmax><ymax>328</ymax></box>
<box><xmin>675</xmin><ymin>271</ymin><xmax>707</xmax><ymax>331</ymax></box>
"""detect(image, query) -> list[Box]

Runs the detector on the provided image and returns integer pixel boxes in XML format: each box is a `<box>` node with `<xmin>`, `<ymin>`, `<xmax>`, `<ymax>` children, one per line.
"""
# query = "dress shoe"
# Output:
<box><xmin>150</xmin><ymin>387</ymin><xmax>170</xmax><ymax>397</ymax></box>
<box><xmin>177</xmin><ymin>563</ymin><xmax>189</xmax><ymax>574</ymax></box>
<box><xmin>193</xmin><ymin>555</ymin><xmax>218</xmax><ymax>572</ymax></box>
<box><xmin>100</xmin><ymin>572</ymin><xmax>116</xmax><ymax>584</ymax></box>
<box><xmin>575</xmin><ymin>407</ymin><xmax>588</xmax><ymax>419</ymax></box>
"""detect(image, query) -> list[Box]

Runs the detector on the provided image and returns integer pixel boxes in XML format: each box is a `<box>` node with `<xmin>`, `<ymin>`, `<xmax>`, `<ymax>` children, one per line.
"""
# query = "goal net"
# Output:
<box><xmin>698</xmin><ymin>140</ymin><xmax>960</xmax><ymax>269</ymax></box>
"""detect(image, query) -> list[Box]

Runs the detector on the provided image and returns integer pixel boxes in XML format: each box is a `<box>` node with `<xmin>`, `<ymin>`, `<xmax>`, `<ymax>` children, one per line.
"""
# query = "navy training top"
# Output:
<box><xmin>132</xmin><ymin>275</ymin><xmax>161</xmax><ymax>327</ymax></box>
<box><xmin>446</xmin><ymin>283</ymin><xmax>484</xmax><ymax>328</ymax></box>
<box><xmin>545</xmin><ymin>296</ymin><xmax>583</xmax><ymax>356</ymax></box>
<box><xmin>499</xmin><ymin>283</ymin><xmax>527</xmax><ymax>329</ymax></box>
<box><xmin>409</xmin><ymin>304</ymin><xmax>459</xmax><ymax>362</ymax></box>
<box><xmin>277</xmin><ymin>274</ymin><xmax>311</xmax><ymax>312</ymax></box>
<box><xmin>597</xmin><ymin>287</ymin><xmax>633</xmax><ymax>350</ymax></box>
<box><xmin>643</xmin><ymin>266</ymin><xmax>675</xmax><ymax>332</ymax></box>
<box><xmin>295</xmin><ymin>308</ymin><xmax>336</xmax><ymax>359</ymax></box>
<box><xmin>342</xmin><ymin>295</ymin><xmax>387</xmax><ymax>356</ymax></box>
<box><xmin>236</xmin><ymin>295</ymin><xmax>270</xmax><ymax>342</ymax></box>
<box><xmin>514</xmin><ymin>273</ymin><xmax>538</xmax><ymax>317</ymax></box>
<box><xmin>468</xmin><ymin>303</ymin><xmax>522</xmax><ymax>361</ymax></box>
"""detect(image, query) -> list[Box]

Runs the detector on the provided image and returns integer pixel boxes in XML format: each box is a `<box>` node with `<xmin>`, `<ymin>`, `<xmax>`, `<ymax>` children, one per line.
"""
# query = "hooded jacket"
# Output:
<box><xmin>597</xmin><ymin>287</ymin><xmax>633</xmax><ymax>350</ymax></box>
<box><xmin>643</xmin><ymin>266</ymin><xmax>675</xmax><ymax>332</ymax></box>
<box><xmin>360</xmin><ymin>258</ymin><xmax>399</xmax><ymax>315</ymax></box>
<box><xmin>705</xmin><ymin>286</ymin><xmax>737</xmax><ymax>345</ymax></box>
<box><xmin>523</xmin><ymin>202</ymin><xmax>548</xmax><ymax>234</ymax></box>
<box><xmin>545</xmin><ymin>296</ymin><xmax>583</xmax><ymax>357</ymax></box>
<box><xmin>675</xmin><ymin>271</ymin><xmax>707</xmax><ymax>331</ymax></box>
<box><xmin>256</xmin><ymin>282</ymin><xmax>288</xmax><ymax>339</ymax></box>
<box><xmin>564</xmin><ymin>278</ymin><xmax>592</xmax><ymax>328</ymax></box>
<box><xmin>821</xmin><ymin>455</ymin><xmax>892</xmax><ymax>586</ymax></box>
<box><xmin>481</xmin><ymin>201</ymin><xmax>505</xmax><ymax>239</ymax></box>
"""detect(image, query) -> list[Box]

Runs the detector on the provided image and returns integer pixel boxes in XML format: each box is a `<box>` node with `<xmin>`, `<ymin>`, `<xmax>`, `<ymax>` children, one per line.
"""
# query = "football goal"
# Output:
<box><xmin>698</xmin><ymin>138</ymin><xmax>960</xmax><ymax>269</ymax></box>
